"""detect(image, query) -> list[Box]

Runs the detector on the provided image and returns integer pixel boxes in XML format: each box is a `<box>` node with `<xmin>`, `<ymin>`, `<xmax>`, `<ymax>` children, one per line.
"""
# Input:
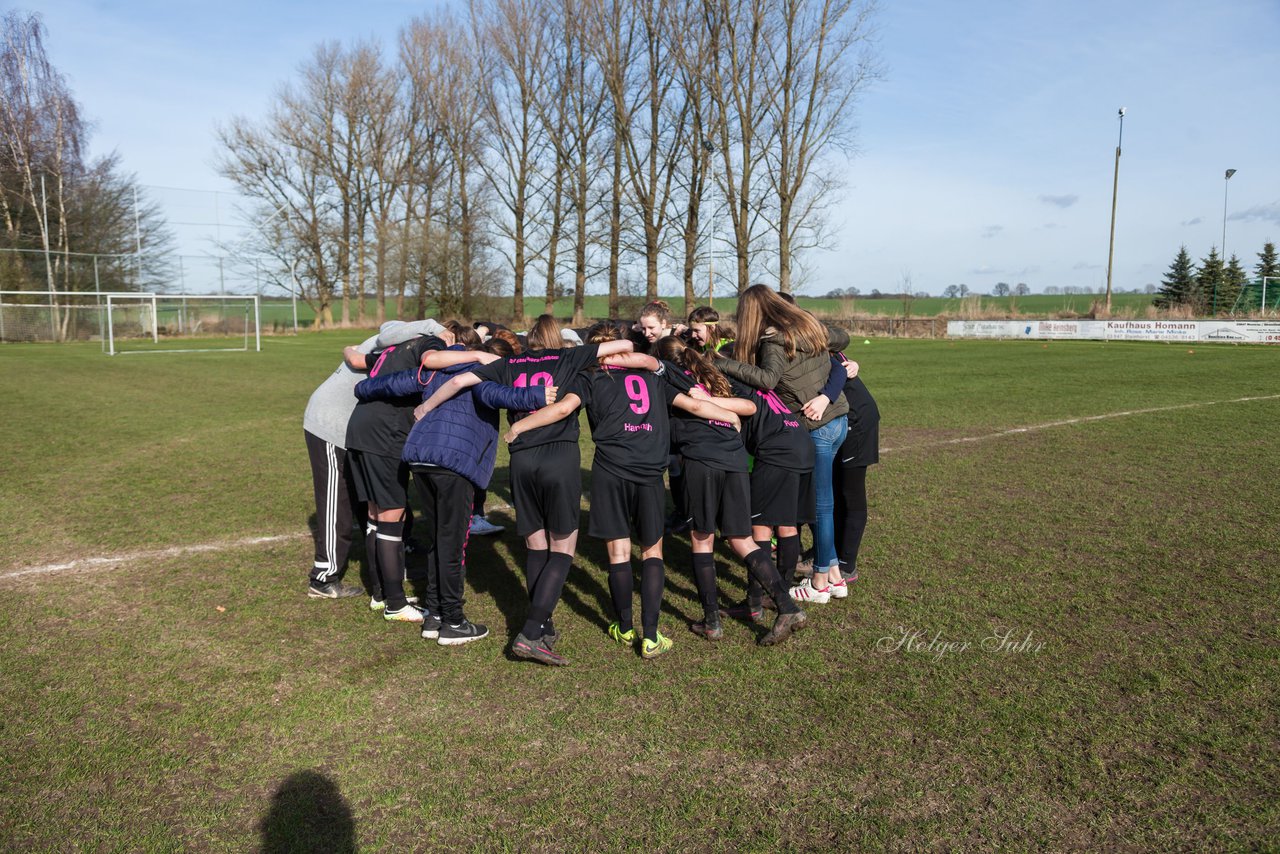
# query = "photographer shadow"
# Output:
<box><xmin>259</xmin><ymin>769</ymin><xmax>356</xmax><ymax>853</ymax></box>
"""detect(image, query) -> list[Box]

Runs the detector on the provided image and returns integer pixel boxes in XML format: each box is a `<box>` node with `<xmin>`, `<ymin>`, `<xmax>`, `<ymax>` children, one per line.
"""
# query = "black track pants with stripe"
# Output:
<box><xmin>305</xmin><ymin>429</ymin><xmax>359</xmax><ymax>586</ymax></box>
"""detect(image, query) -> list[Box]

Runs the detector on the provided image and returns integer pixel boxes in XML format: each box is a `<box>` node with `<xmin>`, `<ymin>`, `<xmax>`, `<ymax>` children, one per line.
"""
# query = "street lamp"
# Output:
<box><xmin>1214</xmin><ymin>169</ymin><xmax>1237</xmax><ymax>316</ymax></box>
<box><xmin>1222</xmin><ymin>168</ymin><xmax>1237</xmax><ymax>260</ymax></box>
<box><xmin>1104</xmin><ymin>107</ymin><xmax>1125</xmax><ymax>314</ymax></box>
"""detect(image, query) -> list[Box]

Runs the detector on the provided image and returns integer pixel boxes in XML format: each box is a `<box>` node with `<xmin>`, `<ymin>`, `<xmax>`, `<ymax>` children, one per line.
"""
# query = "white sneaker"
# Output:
<box><xmin>370</xmin><ymin>594</ymin><xmax>419</xmax><ymax>612</ymax></box>
<box><xmin>789</xmin><ymin>579</ymin><xmax>832</xmax><ymax>604</ymax></box>
<box><xmin>829</xmin><ymin>577</ymin><xmax>849</xmax><ymax>599</ymax></box>
<box><xmin>470</xmin><ymin>515</ymin><xmax>505</xmax><ymax>536</ymax></box>
<box><xmin>383</xmin><ymin>603</ymin><xmax>425</xmax><ymax>623</ymax></box>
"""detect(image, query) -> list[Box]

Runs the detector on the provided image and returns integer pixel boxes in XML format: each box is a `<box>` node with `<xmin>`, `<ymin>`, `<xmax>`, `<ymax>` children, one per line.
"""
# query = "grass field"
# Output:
<box><xmin>1</xmin><ymin>335</ymin><xmax>1278</xmax><ymax>850</ymax></box>
<box><xmin>256</xmin><ymin>292</ymin><xmax>1159</xmax><ymax>327</ymax></box>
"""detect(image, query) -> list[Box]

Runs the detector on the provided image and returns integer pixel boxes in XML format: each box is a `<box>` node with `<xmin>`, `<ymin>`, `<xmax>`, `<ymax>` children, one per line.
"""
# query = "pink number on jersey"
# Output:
<box><xmin>624</xmin><ymin>374</ymin><xmax>650</xmax><ymax>414</ymax></box>
<box><xmin>514</xmin><ymin>370</ymin><xmax>554</xmax><ymax>388</ymax></box>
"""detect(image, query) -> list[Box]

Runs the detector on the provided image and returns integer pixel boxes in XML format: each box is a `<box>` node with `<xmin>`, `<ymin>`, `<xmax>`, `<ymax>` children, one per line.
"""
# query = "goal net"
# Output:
<box><xmin>105</xmin><ymin>294</ymin><xmax>261</xmax><ymax>355</ymax></box>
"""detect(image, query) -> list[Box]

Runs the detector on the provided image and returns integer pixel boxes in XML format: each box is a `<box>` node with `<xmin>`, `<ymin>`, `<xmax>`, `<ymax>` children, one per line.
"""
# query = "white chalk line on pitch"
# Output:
<box><xmin>4</xmin><ymin>393</ymin><xmax>1278</xmax><ymax>581</ymax></box>
<box><xmin>880</xmin><ymin>392</ymin><xmax>1280</xmax><ymax>455</ymax></box>
<box><xmin>0</xmin><ymin>534</ymin><xmax>306</xmax><ymax>582</ymax></box>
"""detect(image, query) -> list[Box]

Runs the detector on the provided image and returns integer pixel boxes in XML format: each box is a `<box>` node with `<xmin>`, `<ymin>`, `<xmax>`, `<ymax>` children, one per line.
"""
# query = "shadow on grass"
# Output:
<box><xmin>259</xmin><ymin>769</ymin><xmax>356</xmax><ymax>853</ymax></box>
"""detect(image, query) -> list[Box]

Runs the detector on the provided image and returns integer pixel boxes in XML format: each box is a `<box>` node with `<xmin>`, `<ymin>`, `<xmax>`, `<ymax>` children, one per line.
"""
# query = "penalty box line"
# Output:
<box><xmin>3</xmin><ymin>393</ymin><xmax>1278</xmax><ymax>581</ymax></box>
<box><xmin>881</xmin><ymin>392</ymin><xmax>1280</xmax><ymax>455</ymax></box>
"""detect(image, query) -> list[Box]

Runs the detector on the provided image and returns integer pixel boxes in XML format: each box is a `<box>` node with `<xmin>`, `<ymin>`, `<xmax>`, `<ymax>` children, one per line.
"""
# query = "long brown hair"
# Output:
<box><xmin>733</xmin><ymin>284</ymin><xmax>828</xmax><ymax>366</ymax></box>
<box><xmin>526</xmin><ymin>314</ymin><xmax>562</xmax><ymax>351</ymax></box>
<box><xmin>656</xmin><ymin>336</ymin><xmax>731</xmax><ymax>398</ymax></box>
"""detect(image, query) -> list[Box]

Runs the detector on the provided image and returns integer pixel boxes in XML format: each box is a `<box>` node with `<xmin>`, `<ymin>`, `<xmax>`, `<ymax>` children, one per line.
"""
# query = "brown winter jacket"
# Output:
<box><xmin>716</xmin><ymin>324</ymin><xmax>850</xmax><ymax>430</ymax></box>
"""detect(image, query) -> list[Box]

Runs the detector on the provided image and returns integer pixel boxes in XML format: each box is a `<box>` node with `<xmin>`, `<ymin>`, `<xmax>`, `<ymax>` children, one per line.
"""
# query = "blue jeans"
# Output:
<box><xmin>810</xmin><ymin>417</ymin><xmax>849</xmax><ymax>573</ymax></box>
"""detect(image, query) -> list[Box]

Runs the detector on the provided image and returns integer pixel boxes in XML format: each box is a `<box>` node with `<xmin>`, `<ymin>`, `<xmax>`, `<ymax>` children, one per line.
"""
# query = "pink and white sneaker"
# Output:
<box><xmin>829</xmin><ymin>577</ymin><xmax>850</xmax><ymax>599</ymax></box>
<box><xmin>789</xmin><ymin>579</ymin><xmax>832</xmax><ymax>604</ymax></box>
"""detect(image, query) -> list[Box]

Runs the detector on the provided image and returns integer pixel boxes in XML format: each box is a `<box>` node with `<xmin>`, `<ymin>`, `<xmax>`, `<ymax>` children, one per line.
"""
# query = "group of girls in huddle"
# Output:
<box><xmin>349</xmin><ymin>285</ymin><xmax>879</xmax><ymax>665</ymax></box>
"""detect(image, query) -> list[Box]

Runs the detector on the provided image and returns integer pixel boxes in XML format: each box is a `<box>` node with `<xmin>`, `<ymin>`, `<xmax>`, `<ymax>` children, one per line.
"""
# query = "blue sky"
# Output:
<box><xmin>34</xmin><ymin>0</ymin><xmax>1280</xmax><ymax>297</ymax></box>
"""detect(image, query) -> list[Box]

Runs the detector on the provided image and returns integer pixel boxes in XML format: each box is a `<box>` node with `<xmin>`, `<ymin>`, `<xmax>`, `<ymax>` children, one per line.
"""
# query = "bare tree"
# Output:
<box><xmin>703</xmin><ymin>0</ymin><xmax>777</xmax><ymax>295</ymax></box>
<box><xmin>472</xmin><ymin>0</ymin><xmax>553</xmax><ymax>326</ymax></box>
<box><xmin>764</xmin><ymin>0</ymin><xmax>880</xmax><ymax>293</ymax></box>
<box><xmin>668</xmin><ymin>0</ymin><xmax>723</xmax><ymax>316</ymax></box>
<box><xmin>589</xmin><ymin>0</ymin><xmax>687</xmax><ymax>301</ymax></box>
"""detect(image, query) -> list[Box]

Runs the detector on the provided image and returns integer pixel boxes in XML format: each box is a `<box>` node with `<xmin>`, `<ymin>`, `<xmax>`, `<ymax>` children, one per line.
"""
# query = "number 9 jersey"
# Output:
<box><xmin>574</xmin><ymin>366</ymin><xmax>679</xmax><ymax>482</ymax></box>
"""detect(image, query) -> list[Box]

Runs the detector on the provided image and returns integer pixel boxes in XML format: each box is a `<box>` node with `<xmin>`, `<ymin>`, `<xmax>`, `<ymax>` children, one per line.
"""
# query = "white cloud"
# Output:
<box><xmin>980</xmin><ymin>225</ymin><xmax>1004</xmax><ymax>239</ymax></box>
<box><xmin>1039</xmin><ymin>194</ymin><xmax>1079</xmax><ymax>208</ymax></box>
<box><xmin>1229</xmin><ymin>203</ymin><xmax>1280</xmax><ymax>225</ymax></box>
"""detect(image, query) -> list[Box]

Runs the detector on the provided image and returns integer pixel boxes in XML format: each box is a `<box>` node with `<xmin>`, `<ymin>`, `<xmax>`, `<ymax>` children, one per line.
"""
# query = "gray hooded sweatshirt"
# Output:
<box><xmin>302</xmin><ymin>319</ymin><xmax>446</xmax><ymax>447</ymax></box>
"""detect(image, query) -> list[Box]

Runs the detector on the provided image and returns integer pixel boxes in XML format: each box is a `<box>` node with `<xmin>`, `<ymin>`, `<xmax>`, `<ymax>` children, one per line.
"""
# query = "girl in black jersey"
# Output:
<box><xmin>722</xmin><ymin>378</ymin><xmax>817</xmax><ymax>621</ymax></box>
<box><xmin>510</xmin><ymin>322</ymin><xmax>738</xmax><ymax>659</ymax></box>
<box><xmin>653</xmin><ymin>337</ymin><xmax>808</xmax><ymax>646</ymax></box>
<box><xmin>414</xmin><ymin>315</ymin><xmax>634</xmax><ymax>665</ymax></box>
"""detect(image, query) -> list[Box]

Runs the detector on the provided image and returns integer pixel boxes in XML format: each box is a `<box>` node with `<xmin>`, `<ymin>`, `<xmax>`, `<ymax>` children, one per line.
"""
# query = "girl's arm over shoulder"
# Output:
<box><xmin>673</xmin><ymin>393</ymin><xmax>741</xmax><ymax>432</ymax></box>
<box><xmin>421</xmin><ymin>349</ymin><xmax>498</xmax><ymax>369</ymax></box>
<box><xmin>504</xmin><ymin>394</ymin><xmax>581</xmax><ymax>444</ymax></box>
<box><xmin>414</xmin><ymin>372</ymin><xmax>481</xmax><ymax>421</ymax></box>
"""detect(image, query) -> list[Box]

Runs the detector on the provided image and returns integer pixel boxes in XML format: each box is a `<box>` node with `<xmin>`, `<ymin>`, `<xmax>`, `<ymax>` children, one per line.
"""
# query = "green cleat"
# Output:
<box><xmin>641</xmin><ymin>632</ymin><xmax>674</xmax><ymax>660</ymax></box>
<box><xmin>607</xmin><ymin>622</ymin><xmax>637</xmax><ymax>646</ymax></box>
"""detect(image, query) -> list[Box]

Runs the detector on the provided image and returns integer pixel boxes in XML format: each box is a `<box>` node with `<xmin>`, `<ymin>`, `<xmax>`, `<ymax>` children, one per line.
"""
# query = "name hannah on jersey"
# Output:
<box><xmin>624</xmin><ymin>423</ymin><xmax>654</xmax><ymax>432</ymax></box>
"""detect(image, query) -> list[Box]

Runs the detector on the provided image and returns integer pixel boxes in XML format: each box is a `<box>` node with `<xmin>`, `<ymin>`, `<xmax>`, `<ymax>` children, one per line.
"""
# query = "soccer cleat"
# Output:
<box><xmin>383</xmin><ymin>603</ymin><xmax>425</xmax><ymax>623</ymax></box>
<box><xmin>469</xmin><ymin>515</ymin><xmax>505</xmax><ymax>536</ymax></box>
<box><xmin>759</xmin><ymin>610</ymin><xmax>808</xmax><ymax>646</ymax></box>
<box><xmin>420</xmin><ymin>612</ymin><xmax>442</xmax><ymax>640</ymax></box>
<box><xmin>794</xmin><ymin>558</ymin><xmax>814</xmax><ymax>579</ymax></box>
<box><xmin>308</xmin><ymin>581</ymin><xmax>362</xmax><ymax>599</ymax></box>
<box><xmin>370</xmin><ymin>594</ymin><xmax>419</xmax><ymax>612</ymax></box>
<box><xmin>542</xmin><ymin>627</ymin><xmax>560</xmax><ymax>650</ymax></box>
<box><xmin>641</xmin><ymin>632</ymin><xmax>674</xmax><ymax>660</ymax></box>
<box><xmin>829</xmin><ymin>577</ymin><xmax>849</xmax><ymax>599</ymax></box>
<box><xmin>437</xmin><ymin>619</ymin><xmax>489</xmax><ymax>646</ymax></box>
<box><xmin>512</xmin><ymin>633</ymin><xmax>569</xmax><ymax>666</ymax></box>
<box><xmin>719</xmin><ymin>600</ymin><xmax>765</xmax><ymax>623</ymax></box>
<box><xmin>607</xmin><ymin>622</ymin><xmax>637</xmax><ymax>646</ymax></box>
<box><xmin>789</xmin><ymin>579</ymin><xmax>831</xmax><ymax>604</ymax></box>
<box><xmin>690</xmin><ymin>613</ymin><xmax>723</xmax><ymax>641</ymax></box>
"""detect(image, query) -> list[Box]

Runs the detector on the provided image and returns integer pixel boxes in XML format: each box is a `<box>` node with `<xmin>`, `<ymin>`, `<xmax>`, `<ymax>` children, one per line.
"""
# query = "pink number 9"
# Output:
<box><xmin>624</xmin><ymin>374</ymin><xmax>650</xmax><ymax>414</ymax></box>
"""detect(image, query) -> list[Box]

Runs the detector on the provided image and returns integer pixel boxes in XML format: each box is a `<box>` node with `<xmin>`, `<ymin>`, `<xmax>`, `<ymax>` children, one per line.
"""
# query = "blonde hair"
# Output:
<box><xmin>526</xmin><ymin>314</ymin><xmax>562</xmax><ymax>351</ymax></box>
<box><xmin>733</xmin><ymin>284</ymin><xmax>827</xmax><ymax>366</ymax></box>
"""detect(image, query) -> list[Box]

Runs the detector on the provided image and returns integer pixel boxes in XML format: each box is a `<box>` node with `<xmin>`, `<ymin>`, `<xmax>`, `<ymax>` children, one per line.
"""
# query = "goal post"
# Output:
<box><xmin>105</xmin><ymin>293</ymin><xmax>260</xmax><ymax>355</ymax></box>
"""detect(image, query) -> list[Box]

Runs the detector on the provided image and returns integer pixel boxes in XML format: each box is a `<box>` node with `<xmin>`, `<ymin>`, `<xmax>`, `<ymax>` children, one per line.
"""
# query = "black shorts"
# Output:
<box><xmin>587</xmin><ymin>467</ymin><xmax>666</xmax><ymax>547</ymax></box>
<box><xmin>510</xmin><ymin>442</ymin><xmax>582</xmax><ymax>537</ymax></box>
<box><xmin>841</xmin><ymin>416</ymin><xmax>880</xmax><ymax>467</ymax></box>
<box><xmin>750</xmin><ymin>462</ymin><xmax>815</xmax><ymax>528</ymax></box>
<box><xmin>348</xmin><ymin>449</ymin><xmax>410</xmax><ymax>510</ymax></box>
<box><xmin>682</xmin><ymin>459</ymin><xmax>751</xmax><ymax>538</ymax></box>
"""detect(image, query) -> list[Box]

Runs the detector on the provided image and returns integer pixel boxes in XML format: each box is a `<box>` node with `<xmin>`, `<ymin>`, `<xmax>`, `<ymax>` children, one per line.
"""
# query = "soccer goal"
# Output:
<box><xmin>105</xmin><ymin>293</ymin><xmax>261</xmax><ymax>355</ymax></box>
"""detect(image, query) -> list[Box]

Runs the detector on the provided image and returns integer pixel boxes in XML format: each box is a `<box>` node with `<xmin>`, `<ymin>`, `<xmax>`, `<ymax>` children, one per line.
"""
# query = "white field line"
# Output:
<box><xmin>0</xmin><ymin>534</ymin><xmax>306</xmax><ymax>582</ymax></box>
<box><xmin>4</xmin><ymin>393</ymin><xmax>1278</xmax><ymax>581</ymax></box>
<box><xmin>881</xmin><ymin>393</ymin><xmax>1280</xmax><ymax>455</ymax></box>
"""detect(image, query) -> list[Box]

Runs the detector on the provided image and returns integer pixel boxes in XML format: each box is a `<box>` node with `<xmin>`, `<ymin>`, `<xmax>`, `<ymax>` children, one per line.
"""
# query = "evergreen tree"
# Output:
<box><xmin>1257</xmin><ymin>242</ymin><xmax>1279</xmax><ymax>311</ymax></box>
<box><xmin>1154</xmin><ymin>246</ymin><xmax>1195</xmax><ymax>309</ymax></box>
<box><xmin>1220</xmin><ymin>255</ymin><xmax>1248</xmax><ymax>314</ymax></box>
<box><xmin>1197</xmin><ymin>248</ymin><xmax>1224</xmax><ymax>315</ymax></box>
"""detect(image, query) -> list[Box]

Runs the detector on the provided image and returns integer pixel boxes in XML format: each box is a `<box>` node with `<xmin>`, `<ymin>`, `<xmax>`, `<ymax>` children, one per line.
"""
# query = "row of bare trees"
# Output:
<box><xmin>219</xmin><ymin>0</ymin><xmax>880</xmax><ymax>327</ymax></box>
<box><xmin>1</xmin><ymin>11</ymin><xmax>170</xmax><ymax>339</ymax></box>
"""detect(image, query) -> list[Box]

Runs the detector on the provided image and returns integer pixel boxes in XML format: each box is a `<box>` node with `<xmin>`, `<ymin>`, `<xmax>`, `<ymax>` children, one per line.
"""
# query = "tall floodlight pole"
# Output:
<box><xmin>1215</xmin><ymin>169</ymin><xmax>1236</xmax><ymax>316</ymax></box>
<box><xmin>1104</xmin><ymin>107</ymin><xmax>1126</xmax><ymax>314</ymax></box>
<box><xmin>1222</xmin><ymin>168</ymin><xmax>1236</xmax><ymax>260</ymax></box>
